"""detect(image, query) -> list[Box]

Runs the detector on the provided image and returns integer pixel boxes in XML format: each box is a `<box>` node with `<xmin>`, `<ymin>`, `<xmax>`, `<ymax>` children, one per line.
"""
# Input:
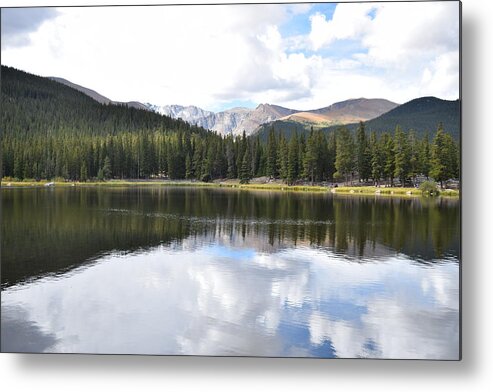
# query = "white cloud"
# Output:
<box><xmin>1</xmin><ymin>2</ymin><xmax>460</xmax><ymax>111</ymax></box>
<box><xmin>309</xmin><ymin>4</ymin><xmax>376</xmax><ymax>51</ymax></box>
<box><xmin>2</xmin><ymin>5</ymin><xmax>308</xmax><ymax>109</ymax></box>
<box><xmin>306</xmin><ymin>2</ymin><xmax>460</xmax><ymax>103</ymax></box>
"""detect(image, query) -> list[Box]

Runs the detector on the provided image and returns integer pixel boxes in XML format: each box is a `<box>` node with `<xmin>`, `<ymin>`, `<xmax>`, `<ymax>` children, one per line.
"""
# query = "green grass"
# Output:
<box><xmin>1</xmin><ymin>178</ymin><xmax>459</xmax><ymax>197</ymax></box>
<box><xmin>333</xmin><ymin>186</ymin><xmax>459</xmax><ymax>197</ymax></box>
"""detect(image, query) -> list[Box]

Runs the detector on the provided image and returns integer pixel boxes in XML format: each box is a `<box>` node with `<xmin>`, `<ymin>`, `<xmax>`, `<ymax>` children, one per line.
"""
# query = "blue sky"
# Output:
<box><xmin>1</xmin><ymin>2</ymin><xmax>460</xmax><ymax>111</ymax></box>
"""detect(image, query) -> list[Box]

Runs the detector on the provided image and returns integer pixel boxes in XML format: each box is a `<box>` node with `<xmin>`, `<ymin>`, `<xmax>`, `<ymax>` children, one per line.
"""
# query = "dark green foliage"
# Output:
<box><xmin>334</xmin><ymin>127</ymin><xmax>355</xmax><ymax>183</ymax></box>
<box><xmin>419</xmin><ymin>180</ymin><xmax>440</xmax><ymax>196</ymax></box>
<box><xmin>356</xmin><ymin>122</ymin><xmax>371</xmax><ymax>182</ymax></box>
<box><xmin>200</xmin><ymin>173</ymin><xmax>212</xmax><ymax>183</ymax></box>
<box><xmin>97</xmin><ymin>168</ymin><xmax>104</xmax><ymax>181</ymax></box>
<box><xmin>393</xmin><ymin>126</ymin><xmax>410</xmax><ymax>185</ymax></box>
<box><xmin>102</xmin><ymin>156</ymin><xmax>112</xmax><ymax>179</ymax></box>
<box><xmin>382</xmin><ymin>133</ymin><xmax>395</xmax><ymax>186</ymax></box>
<box><xmin>80</xmin><ymin>161</ymin><xmax>88</xmax><ymax>182</ymax></box>
<box><xmin>359</xmin><ymin>97</ymin><xmax>460</xmax><ymax>140</ymax></box>
<box><xmin>239</xmin><ymin>147</ymin><xmax>251</xmax><ymax>184</ymax></box>
<box><xmin>370</xmin><ymin>131</ymin><xmax>382</xmax><ymax>185</ymax></box>
<box><xmin>277</xmin><ymin>134</ymin><xmax>289</xmax><ymax>181</ymax></box>
<box><xmin>430</xmin><ymin>125</ymin><xmax>458</xmax><ymax>188</ymax></box>
<box><xmin>266</xmin><ymin>127</ymin><xmax>278</xmax><ymax>178</ymax></box>
<box><xmin>303</xmin><ymin>128</ymin><xmax>318</xmax><ymax>184</ymax></box>
<box><xmin>287</xmin><ymin>132</ymin><xmax>299</xmax><ymax>185</ymax></box>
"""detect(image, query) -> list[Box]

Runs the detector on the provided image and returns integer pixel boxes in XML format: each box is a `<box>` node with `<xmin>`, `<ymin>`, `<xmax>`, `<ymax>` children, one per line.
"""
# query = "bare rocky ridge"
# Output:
<box><xmin>146</xmin><ymin>103</ymin><xmax>298</xmax><ymax>136</ymax></box>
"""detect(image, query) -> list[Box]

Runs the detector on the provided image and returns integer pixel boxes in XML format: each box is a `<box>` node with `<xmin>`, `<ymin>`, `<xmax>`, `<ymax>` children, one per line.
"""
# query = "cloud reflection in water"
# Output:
<box><xmin>1</xmin><ymin>243</ymin><xmax>459</xmax><ymax>358</ymax></box>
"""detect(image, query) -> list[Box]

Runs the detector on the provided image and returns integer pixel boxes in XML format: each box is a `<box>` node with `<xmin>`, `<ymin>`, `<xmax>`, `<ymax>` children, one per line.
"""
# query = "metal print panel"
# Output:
<box><xmin>0</xmin><ymin>1</ymin><xmax>461</xmax><ymax>359</ymax></box>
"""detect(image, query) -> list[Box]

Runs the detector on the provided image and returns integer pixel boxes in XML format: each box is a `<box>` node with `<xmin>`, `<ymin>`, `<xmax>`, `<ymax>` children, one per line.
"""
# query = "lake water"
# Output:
<box><xmin>1</xmin><ymin>187</ymin><xmax>460</xmax><ymax>359</ymax></box>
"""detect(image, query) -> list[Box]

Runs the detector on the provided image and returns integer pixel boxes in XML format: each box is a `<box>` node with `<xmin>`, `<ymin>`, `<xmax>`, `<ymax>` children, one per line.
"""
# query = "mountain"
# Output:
<box><xmin>146</xmin><ymin>104</ymin><xmax>214</xmax><ymax>124</ymax></box>
<box><xmin>255</xmin><ymin>96</ymin><xmax>459</xmax><ymax>141</ymax></box>
<box><xmin>49</xmin><ymin>76</ymin><xmax>148</xmax><ymax>110</ymax></box>
<box><xmin>146</xmin><ymin>103</ymin><xmax>297</xmax><ymax>136</ymax></box>
<box><xmin>280</xmin><ymin>98</ymin><xmax>398</xmax><ymax>127</ymax></box>
<box><xmin>325</xmin><ymin>96</ymin><xmax>460</xmax><ymax>139</ymax></box>
<box><xmin>44</xmin><ymin>74</ymin><xmax>458</xmax><ymax>140</ymax></box>
<box><xmin>46</xmin><ymin>75</ymin><xmax>297</xmax><ymax>136</ymax></box>
<box><xmin>254</xmin><ymin>98</ymin><xmax>399</xmax><ymax>140</ymax></box>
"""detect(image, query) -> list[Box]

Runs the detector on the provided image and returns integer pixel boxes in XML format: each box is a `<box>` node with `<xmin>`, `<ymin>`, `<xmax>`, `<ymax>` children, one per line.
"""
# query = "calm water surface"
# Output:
<box><xmin>1</xmin><ymin>187</ymin><xmax>460</xmax><ymax>358</ymax></box>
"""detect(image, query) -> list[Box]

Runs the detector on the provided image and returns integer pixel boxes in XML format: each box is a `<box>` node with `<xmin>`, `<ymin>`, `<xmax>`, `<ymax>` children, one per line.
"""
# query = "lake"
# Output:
<box><xmin>0</xmin><ymin>187</ymin><xmax>460</xmax><ymax>359</ymax></box>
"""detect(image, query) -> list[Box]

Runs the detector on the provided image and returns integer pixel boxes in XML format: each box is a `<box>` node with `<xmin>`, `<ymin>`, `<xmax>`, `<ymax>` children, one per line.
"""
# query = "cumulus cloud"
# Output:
<box><xmin>0</xmin><ymin>2</ymin><xmax>459</xmax><ymax>110</ymax></box>
<box><xmin>309</xmin><ymin>4</ymin><xmax>376</xmax><ymax>50</ymax></box>
<box><xmin>306</xmin><ymin>2</ymin><xmax>460</xmax><ymax>103</ymax></box>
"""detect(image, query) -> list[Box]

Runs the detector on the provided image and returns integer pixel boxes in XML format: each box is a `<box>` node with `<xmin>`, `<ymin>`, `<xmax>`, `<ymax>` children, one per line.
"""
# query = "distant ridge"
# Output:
<box><xmin>49</xmin><ymin>76</ymin><xmax>148</xmax><ymax>110</ymax></box>
<box><xmin>333</xmin><ymin>96</ymin><xmax>460</xmax><ymax>139</ymax></box>
<box><xmin>255</xmin><ymin>96</ymin><xmax>459</xmax><ymax>141</ymax></box>
<box><xmin>279</xmin><ymin>98</ymin><xmax>398</xmax><ymax>127</ymax></box>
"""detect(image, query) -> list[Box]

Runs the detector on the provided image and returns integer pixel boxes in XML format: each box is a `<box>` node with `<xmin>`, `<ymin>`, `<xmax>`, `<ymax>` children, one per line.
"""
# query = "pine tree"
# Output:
<box><xmin>287</xmin><ymin>133</ymin><xmax>299</xmax><ymax>185</ymax></box>
<box><xmin>326</xmin><ymin>131</ymin><xmax>336</xmax><ymax>182</ymax></box>
<box><xmin>80</xmin><ymin>161</ymin><xmax>88</xmax><ymax>182</ymax></box>
<box><xmin>13</xmin><ymin>154</ymin><xmax>23</xmax><ymax>180</ymax></box>
<box><xmin>239</xmin><ymin>148</ymin><xmax>251</xmax><ymax>184</ymax></box>
<box><xmin>408</xmin><ymin>130</ymin><xmax>419</xmax><ymax>185</ymax></box>
<box><xmin>251</xmin><ymin>136</ymin><xmax>262</xmax><ymax>177</ymax></box>
<box><xmin>430</xmin><ymin>125</ymin><xmax>458</xmax><ymax>188</ymax></box>
<box><xmin>381</xmin><ymin>133</ymin><xmax>395</xmax><ymax>186</ymax></box>
<box><xmin>419</xmin><ymin>132</ymin><xmax>431</xmax><ymax>179</ymax></box>
<box><xmin>225</xmin><ymin>137</ymin><xmax>236</xmax><ymax>179</ymax></box>
<box><xmin>185</xmin><ymin>153</ymin><xmax>193</xmax><ymax>179</ymax></box>
<box><xmin>266</xmin><ymin>127</ymin><xmax>277</xmax><ymax>179</ymax></box>
<box><xmin>369</xmin><ymin>131</ymin><xmax>383</xmax><ymax>185</ymax></box>
<box><xmin>356</xmin><ymin>122</ymin><xmax>371</xmax><ymax>182</ymax></box>
<box><xmin>315</xmin><ymin>130</ymin><xmax>328</xmax><ymax>181</ymax></box>
<box><xmin>393</xmin><ymin>126</ymin><xmax>410</xmax><ymax>186</ymax></box>
<box><xmin>102</xmin><ymin>156</ymin><xmax>112</xmax><ymax>179</ymax></box>
<box><xmin>303</xmin><ymin>128</ymin><xmax>318</xmax><ymax>184</ymax></box>
<box><xmin>334</xmin><ymin>127</ymin><xmax>355</xmax><ymax>184</ymax></box>
<box><xmin>236</xmin><ymin>131</ymin><xmax>247</xmax><ymax>179</ymax></box>
<box><xmin>277</xmin><ymin>134</ymin><xmax>289</xmax><ymax>181</ymax></box>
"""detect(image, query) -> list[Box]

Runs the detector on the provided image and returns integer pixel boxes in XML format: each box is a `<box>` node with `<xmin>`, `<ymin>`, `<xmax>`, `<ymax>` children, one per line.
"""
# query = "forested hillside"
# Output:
<box><xmin>1</xmin><ymin>66</ymin><xmax>459</xmax><ymax>187</ymax></box>
<box><xmin>334</xmin><ymin>97</ymin><xmax>460</xmax><ymax>140</ymax></box>
<box><xmin>256</xmin><ymin>96</ymin><xmax>460</xmax><ymax>141</ymax></box>
<box><xmin>1</xmin><ymin>66</ymin><xmax>222</xmax><ymax>180</ymax></box>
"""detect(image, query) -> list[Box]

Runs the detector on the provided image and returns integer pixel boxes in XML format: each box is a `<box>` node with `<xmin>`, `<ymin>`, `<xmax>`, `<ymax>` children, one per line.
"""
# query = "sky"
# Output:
<box><xmin>1</xmin><ymin>1</ymin><xmax>460</xmax><ymax>112</ymax></box>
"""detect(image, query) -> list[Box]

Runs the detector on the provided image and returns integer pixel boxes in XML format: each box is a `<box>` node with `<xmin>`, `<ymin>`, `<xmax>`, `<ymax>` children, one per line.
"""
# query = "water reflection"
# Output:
<box><xmin>1</xmin><ymin>244</ymin><xmax>458</xmax><ymax>358</ymax></box>
<box><xmin>1</xmin><ymin>187</ymin><xmax>460</xmax><ymax>358</ymax></box>
<box><xmin>1</xmin><ymin>187</ymin><xmax>459</xmax><ymax>287</ymax></box>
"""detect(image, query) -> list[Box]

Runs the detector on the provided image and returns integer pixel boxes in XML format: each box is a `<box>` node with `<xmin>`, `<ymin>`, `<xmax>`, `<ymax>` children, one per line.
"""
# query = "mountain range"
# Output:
<box><xmin>48</xmin><ymin>73</ymin><xmax>459</xmax><ymax>139</ymax></box>
<box><xmin>139</xmin><ymin>99</ymin><xmax>397</xmax><ymax>136</ymax></box>
<box><xmin>49</xmin><ymin>76</ymin><xmax>399</xmax><ymax>136</ymax></box>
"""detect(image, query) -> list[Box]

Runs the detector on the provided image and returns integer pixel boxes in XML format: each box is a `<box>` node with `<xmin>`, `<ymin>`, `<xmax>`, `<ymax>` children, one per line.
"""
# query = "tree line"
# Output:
<box><xmin>2</xmin><ymin>121</ymin><xmax>459</xmax><ymax>187</ymax></box>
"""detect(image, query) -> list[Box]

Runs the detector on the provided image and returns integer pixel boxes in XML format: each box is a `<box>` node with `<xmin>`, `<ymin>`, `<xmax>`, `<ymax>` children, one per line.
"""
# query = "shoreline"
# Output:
<box><xmin>0</xmin><ymin>179</ymin><xmax>460</xmax><ymax>198</ymax></box>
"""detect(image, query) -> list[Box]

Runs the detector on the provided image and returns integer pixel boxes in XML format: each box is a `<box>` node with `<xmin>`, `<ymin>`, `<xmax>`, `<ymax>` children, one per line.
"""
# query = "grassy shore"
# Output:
<box><xmin>1</xmin><ymin>178</ymin><xmax>460</xmax><ymax>197</ymax></box>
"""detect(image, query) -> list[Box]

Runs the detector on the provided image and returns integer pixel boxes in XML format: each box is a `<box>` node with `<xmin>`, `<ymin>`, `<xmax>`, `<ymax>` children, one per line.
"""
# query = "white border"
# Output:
<box><xmin>1</xmin><ymin>0</ymin><xmax>492</xmax><ymax>391</ymax></box>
